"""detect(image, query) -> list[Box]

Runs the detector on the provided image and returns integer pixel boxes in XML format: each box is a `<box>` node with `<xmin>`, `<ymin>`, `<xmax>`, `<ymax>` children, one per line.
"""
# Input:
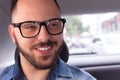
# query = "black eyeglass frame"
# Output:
<box><xmin>11</xmin><ymin>18</ymin><xmax>66</xmax><ymax>38</ymax></box>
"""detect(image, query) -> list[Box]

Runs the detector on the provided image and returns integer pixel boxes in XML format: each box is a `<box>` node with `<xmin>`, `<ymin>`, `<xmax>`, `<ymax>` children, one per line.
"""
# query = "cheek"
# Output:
<box><xmin>14</xmin><ymin>28</ymin><xmax>32</xmax><ymax>44</ymax></box>
<box><xmin>14</xmin><ymin>31</ymin><xmax>33</xmax><ymax>49</ymax></box>
<box><xmin>54</xmin><ymin>35</ymin><xmax>63</xmax><ymax>46</ymax></box>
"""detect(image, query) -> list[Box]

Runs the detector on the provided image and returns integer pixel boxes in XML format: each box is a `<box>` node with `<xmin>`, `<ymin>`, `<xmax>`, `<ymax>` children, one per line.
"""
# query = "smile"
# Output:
<box><xmin>37</xmin><ymin>46</ymin><xmax>51</xmax><ymax>51</ymax></box>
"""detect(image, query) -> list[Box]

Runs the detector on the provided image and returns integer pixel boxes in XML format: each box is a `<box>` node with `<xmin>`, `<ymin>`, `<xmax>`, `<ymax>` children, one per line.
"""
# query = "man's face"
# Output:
<box><xmin>9</xmin><ymin>0</ymin><xmax>62</xmax><ymax>69</ymax></box>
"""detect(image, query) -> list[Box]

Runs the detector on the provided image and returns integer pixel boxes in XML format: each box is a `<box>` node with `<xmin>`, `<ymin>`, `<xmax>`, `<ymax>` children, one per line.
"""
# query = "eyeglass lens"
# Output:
<box><xmin>20</xmin><ymin>19</ymin><xmax>65</xmax><ymax>38</ymax></box>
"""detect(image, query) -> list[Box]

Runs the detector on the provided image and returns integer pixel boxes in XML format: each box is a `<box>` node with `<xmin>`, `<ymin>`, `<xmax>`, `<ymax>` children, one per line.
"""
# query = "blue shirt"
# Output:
<box><xmin>0</xmin><ymin>57</ymin><xmax>96</xmax><ymax>80</ymax></box>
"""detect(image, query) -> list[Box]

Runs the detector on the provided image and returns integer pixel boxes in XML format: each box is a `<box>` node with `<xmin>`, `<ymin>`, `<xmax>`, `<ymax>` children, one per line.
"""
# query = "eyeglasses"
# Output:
<box><xmin>12</xmin><ymin>18</ymin><xmax>66</xmax><ymax>38</ymax></box>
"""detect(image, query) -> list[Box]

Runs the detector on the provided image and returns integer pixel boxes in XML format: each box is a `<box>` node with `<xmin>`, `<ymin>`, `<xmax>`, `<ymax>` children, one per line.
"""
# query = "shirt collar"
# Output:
<box><xmin>12</xmin><ymin>55</ymin><xmax>26</xmax><ymax>80</ymax></box>
<box><xmin>50</xmin><ymin>58</ymin><xmax>73</xmax><ymax>78</ymax></box>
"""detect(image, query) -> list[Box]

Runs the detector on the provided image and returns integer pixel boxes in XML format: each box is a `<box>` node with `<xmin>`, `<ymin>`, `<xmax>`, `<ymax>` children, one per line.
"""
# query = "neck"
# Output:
<box><xmin>20</xmin><ymin>54</ymin><xmax>51</xmax><ymax>80</ymax></box>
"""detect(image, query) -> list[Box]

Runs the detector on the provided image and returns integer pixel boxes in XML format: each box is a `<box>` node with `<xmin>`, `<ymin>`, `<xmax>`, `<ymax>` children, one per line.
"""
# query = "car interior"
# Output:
<box><xmin>1</xmin><ymin>0</ymin><xmax>120</xmax><ymax>80</ymax></box>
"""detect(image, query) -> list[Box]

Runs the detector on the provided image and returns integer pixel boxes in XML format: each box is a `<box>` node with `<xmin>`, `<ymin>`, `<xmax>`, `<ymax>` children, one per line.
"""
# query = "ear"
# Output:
<box><xmin>8</xmin><ymin>25</ymin><xmax>16</xmax><ymax>44</ymax></box>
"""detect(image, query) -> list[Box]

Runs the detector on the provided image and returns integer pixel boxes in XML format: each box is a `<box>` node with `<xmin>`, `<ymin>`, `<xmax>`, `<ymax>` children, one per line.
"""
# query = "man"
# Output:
<box><xmin>0</xmin><ymin>0</ymin><xmax>96</xmax><ymax>80</ymax></box>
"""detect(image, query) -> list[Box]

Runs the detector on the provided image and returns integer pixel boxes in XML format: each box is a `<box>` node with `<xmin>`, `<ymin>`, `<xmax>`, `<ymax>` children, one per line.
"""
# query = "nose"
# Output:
<box><xmin>37</xmin><ymin>26</ymin><xmax>50</xmax><ymax>41</ymax></box>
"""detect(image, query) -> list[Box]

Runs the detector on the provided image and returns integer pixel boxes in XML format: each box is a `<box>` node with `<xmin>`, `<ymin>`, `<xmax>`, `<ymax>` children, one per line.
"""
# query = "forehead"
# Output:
<box><xmin>12</xmin><ymin>0</ymin><xmax>60</xmax><ymax>23</ymax></box>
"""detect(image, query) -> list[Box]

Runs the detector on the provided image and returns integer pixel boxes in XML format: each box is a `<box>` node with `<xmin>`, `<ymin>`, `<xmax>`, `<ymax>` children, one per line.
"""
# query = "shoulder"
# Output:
<box><xmin>66</xmin><ymin>64</ymin><xmax>96</xmax><ymax>80</ymax></box>
<box><xmin>59</xmin><ymin>59</ymin><xmax>96</xmax><ymax>80</ymax></box>
<box><xmin>0</xmin><ymin>65</ymin><xmax>14</xmax><ymax>80</ymax></box>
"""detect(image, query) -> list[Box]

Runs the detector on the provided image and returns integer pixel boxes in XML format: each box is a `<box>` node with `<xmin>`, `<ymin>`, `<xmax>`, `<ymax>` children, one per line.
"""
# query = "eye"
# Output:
<box><xmin>22</xmin><ymin>23</ymin><xmax>38</xmax><ymax>31</ymax></box>
<box><xmin>48</xmin><ymin>20</ymin><xmax>61</xmax><ymax>28</ymax></box>
<box><xmin>51</xmin><ymin>22</ymin><xmax>59</xmax><ymax>27</ymax></box>
<box><xmin>25</xmin><ymin>25</ymin><xmax>36</xmax><ymax>29</ymax></box>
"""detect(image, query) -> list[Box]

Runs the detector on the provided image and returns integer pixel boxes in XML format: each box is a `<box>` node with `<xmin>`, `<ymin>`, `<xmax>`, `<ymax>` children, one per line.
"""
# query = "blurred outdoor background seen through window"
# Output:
<box><xmin>63</xmin><ymin>12</ymin><xmax>120</xmax><ymax>55</ymax></box>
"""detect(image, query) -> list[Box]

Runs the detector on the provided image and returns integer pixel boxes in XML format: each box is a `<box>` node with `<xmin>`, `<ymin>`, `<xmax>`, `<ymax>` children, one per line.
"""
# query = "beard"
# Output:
<box><xmin>14</xmin><ymin>37</ymin><xmax>62</xmax><ymax>70</ymax></box>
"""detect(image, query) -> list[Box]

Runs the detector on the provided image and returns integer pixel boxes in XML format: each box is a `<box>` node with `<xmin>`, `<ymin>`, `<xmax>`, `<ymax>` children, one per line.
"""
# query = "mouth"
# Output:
<box><xmin>33</xmin><ymin>40</ymin><xmax>57</xmax><ymax>56</ymax></box>
<box><xmin>37</xmin><ymin>46</ymin><xmax>51</xmax><ymax>51</ymax></box>
<box><xmin>33</xmin><ymin>41</ymin><xmax>57</xmax><ymax>56</ymax></box>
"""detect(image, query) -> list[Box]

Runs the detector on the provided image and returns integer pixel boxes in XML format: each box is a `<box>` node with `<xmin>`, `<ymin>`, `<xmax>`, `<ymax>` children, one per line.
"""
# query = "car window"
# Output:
<box><xmin>62</xmin><ymin>12</ymin><xmax>120</xmax><ymax>69</ymax></box>
<box><xmin>63</xmin><ymin>12</ymin><xmax>120</xmax><ymax>55</ymax></box>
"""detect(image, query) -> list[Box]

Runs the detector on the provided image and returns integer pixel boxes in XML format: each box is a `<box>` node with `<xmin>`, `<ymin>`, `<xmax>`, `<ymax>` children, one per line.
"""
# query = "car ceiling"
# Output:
<box><xmin>1</xmin><ymin>0</ymin><xmax>120</xmax><ymax>17</ymax></box>
<box><xmin>58</xmin><ymin>0</ymin><xmax>120</xmax><ymax>15</ymax></box>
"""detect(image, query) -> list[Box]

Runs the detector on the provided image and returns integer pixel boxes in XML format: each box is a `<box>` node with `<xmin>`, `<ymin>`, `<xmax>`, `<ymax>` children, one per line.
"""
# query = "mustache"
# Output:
<box><xmin>33</xmin><ymin>40</ymin><xmax>57</xmax><ymax>47</ymax></box>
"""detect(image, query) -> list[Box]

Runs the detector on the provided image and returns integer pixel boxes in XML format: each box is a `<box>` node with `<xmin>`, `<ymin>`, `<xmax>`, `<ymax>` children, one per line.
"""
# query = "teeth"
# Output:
<box><xmin>38</xmin><ymin>46</ymin><xmax>51</xmax><ymax>51</ymax></box>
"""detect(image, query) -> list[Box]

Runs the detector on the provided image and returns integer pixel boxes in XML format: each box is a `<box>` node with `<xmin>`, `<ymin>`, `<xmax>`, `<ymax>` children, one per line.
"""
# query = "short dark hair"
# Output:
<box><xmin>54</xmin><ymin>0</ymin><xmax>61</xmax><ymax>11</ymax></box>
<box><xmin>10</xmin><ymin>0</ymin><xmax>61</xmax><ymax>16</ymax></box>
<box><xmin>11</xmin><ymin>0</ymin><xmax>18</xmax><ymax>16</ymax></box>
